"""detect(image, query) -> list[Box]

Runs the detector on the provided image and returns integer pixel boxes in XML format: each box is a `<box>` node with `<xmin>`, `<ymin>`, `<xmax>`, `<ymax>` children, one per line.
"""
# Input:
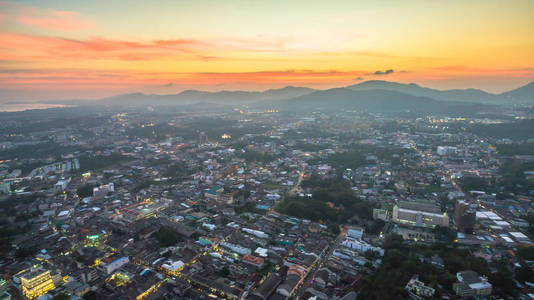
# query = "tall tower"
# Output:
<box><xmin>454</xmin><ymin>200</ymin><xmax>476</xmax><ymax>233</ymax></box>
<box><xmin>198</xmin><ymin>131</ymin><xmax>208</xmax><ymax>147</ymax></box>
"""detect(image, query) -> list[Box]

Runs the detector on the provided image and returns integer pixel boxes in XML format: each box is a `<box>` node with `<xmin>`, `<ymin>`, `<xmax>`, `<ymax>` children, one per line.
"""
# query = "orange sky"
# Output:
<box><xmin>1</xmin><ymin>0</ymin><xmax>533</xmax><ymax>101</ymax></box>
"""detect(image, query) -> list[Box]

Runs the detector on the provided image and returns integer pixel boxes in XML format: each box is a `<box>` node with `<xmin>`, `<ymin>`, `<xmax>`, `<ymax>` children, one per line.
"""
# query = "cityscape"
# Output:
<box><xmin>1</xmin><ymin>1</ymin><xmax>534</xmax><ymax>300</ymax></box>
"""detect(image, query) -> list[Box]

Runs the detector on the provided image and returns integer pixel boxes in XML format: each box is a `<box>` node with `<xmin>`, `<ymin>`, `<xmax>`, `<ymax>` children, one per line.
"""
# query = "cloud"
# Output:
<box><xmin>0</xmin><ymin>33</ymin><xmax>205</xmax><ymax>61</ymax></box>
<box><xmin>0</xmin><ymin>68</ymin><xmax>366</xmax><ymax>88</ymax></box>
<box><xmin>0</xmin><ymin>1</ymin><xmax>92</xmax><ymax>31</ymax></box>
<box><xmin>371</xmin><ymin>69</ymin><xmax>394</xmax><ymax>75</ymax></box>
<box><xmin>353</xmin><ymin>77</ymin><xmax>364</xmax><ymax>81</ymax></box>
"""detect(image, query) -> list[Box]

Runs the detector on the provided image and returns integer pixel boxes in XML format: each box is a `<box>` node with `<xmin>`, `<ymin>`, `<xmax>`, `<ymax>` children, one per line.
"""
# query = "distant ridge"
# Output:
<box><xmin>45</xmin><ymin>80</ymin><xmax>533</xmax><ymax>106</ymax></box>
<box><xmin>103</xmin><ymin>86</ymin><xmax>316</xmax><ymax>105</ymax></box>
<box><xmin>346</xmin><ymin>80</ymin><xmax>503</xmax><ymax>104</ymax></box>
<box><xmin>278</xmin><ymin>88</ymin><xmax>490</xmax><ymax>114</ymax></box>
<box><xmin>500</xmin><ymin>81</ymin><xmax>534</xmax><ymax>103</ymax></box>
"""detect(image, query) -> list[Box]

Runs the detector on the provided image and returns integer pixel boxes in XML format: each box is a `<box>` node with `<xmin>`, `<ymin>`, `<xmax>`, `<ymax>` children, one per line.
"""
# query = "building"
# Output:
<box><xmin>437</xmin><ymin>146</ymin><xmax>457</xmax><ymax>156</ymax></box>
<box><xmin>93</xmin><ymin>183</ymin><xmax>114</xmax><ymax>199</ymax></box>
<box><xmin>252</xmin><ymin>273</ymin><xmax>281</xmax><ymax>299</ymax></box>
<box><xmin>161</xmin><ymin>260</ymin><xmax>184</xmax><ymax>276</ymax></box>
<box><xmin>405</xmin><ymin>274</ymin><xmax>435</xmax><ymax>299</ymax></box>
<box><xmin>54</xmin><ymin>179</ymin><xmax>69</xmax><ymax>192</ymax></box>
<box><xmin>205</xmin><ymin>185</ymin><xmax>224</xmax><ymax>200</ymax></box>
<box><xmin>453</xmin><ymin>270</ymin><xmax>492</xmax><ymax>297</ymax></box>
<box><xmin>242</xmin><ymin>228</ymin><xmax>269</xmax><ymax>239</ymax></box>
<box><xmin>373</xmin><ymin>208</ymin><xmax>388</xmax><ymax>221</ymax></box>
<box><xmin>276</xmin><ymin>264</ymin><xmax>307</xmax><ymax>297</ymax></box>
<box><xmin>342</xmin><ymin>237</ymin><xmax>384</xmax><ymax>256</ymax></box>
<box><xmin>104</xmin><ymin>256</ymin><xmax>129</xmax><ymax>275</ymax></box>
<box><xmin>454</xmin><ymin>200</ymin><xmax>476</xmax><ymax>233</ymax></box>
<box><xmin>346</xmin><ymin>226</ymin><xmax>364</xmax><ymax>240</ymax></box>
<box><xmin>242</xmin><ymin>254</ymin><xmax>264</xmax><ymax>268</ymax></box>
<box><xmin>392</xmin><ymin>201</ymin><xmax>449</xmax><ymax>228</ymax></box>
<box><xmin>220</xmin><ymin>242</ymin><xmax>251</xmax><ymax>255</ymax></box>
<box><xmin>19</xmin><ymin>269</ymin><xmax>55</xmax><ymax>299</ymax></box>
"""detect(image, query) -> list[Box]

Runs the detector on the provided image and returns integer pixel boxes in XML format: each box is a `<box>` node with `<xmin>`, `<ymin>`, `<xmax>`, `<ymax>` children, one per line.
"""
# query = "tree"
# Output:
<box><xmin>517</xmin><ymin>246</ymin><xmax>534</xmax><ymax>261</ymax></box>
<box><xmin>15</xmin><ymin>246</ymin><xmax>38</xmax><ymax>259</ymax></box>
<box><xmin>217</xmin><ymin>266</ymin><xmax>230</xmax><ymax>277</ymax></box>
<box><xmin>153</xmin><ymin>228</ymin><xmax>183</xmax><ymax>247</ymax></box>
<box><xmin>383</xmin><ymin>234</ymin><xmax>404</xmax><ymax>250</ymax></box>
<box><xmin>77</xmin><ymin>183</ymin><xmax>97</xmax><ymax>198</ymax></box>
<box><xmin>51</xmin><ymin>293</ymin><xmax>70</xmax><ymax>300</ymax></box>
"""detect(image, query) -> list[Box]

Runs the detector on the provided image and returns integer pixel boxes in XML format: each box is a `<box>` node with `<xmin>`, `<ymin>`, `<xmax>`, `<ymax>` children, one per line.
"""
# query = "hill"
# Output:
<box><xmin>278</xmin><ymin>88</ymin><xmax>492</xmax><ymax>115</ymax></box>
<box><xmin>500</xmin><ymin>82</ymin><xmax>534</xmax><ymax>103</ymax></box>
<box><xmin>346</xmin><ymin>80</ymin><xmax>503</xmax><ymax>104</ymax></box>
<box><xmin>102</xmin><ymin>86</ymin><xmax>316</xmax><ymax>106</ymax></box>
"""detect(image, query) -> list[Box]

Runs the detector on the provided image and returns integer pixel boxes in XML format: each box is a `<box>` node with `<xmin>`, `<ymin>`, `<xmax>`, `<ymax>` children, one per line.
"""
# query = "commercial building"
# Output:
<box><xmin>104</xmin><ymin>256</ymin><xmax>129</xmax><ymax>275</ymax></box>
<box><xmin>342</xmin><ymin>238</ymin><xmax>384</xmax><ymax>256</ymax></box>
<box><xmin>20</xmin><ymin>269</ymin><xmax>55</xmax><ymax>299</ymax></box>
<box><xmin>454</xmin><ymin>200</ymin><xmax>476</xmax><ymax>233</ymax></box>
<box><xmin>161</xmin><ymin>260</ymin><xmax>184</xmax><ymax>276</ymax></box>
<box><xmin>405</xmin><ymin>274</ymin><xmax>435</xmax><ymax>299</ymax></box>
<box><xmin>93</xmin><ymin>183</ymin><xmax>114</xmax><ymax>199</ymax></box>
<box><xmin>437</xmin><ymin>146</ymin><xmax>457</xmax><ymax>156</ymax></box>
<box><xmin>346</xmin><ymin>226</ymin><xmax>364</xmax><ymax>240</ymax></box>
<box><xmin>392</xmin><ymin>201</ymin><xmax>449</xmax><ymax>228</ymax></box>
<box><xmin>453</xmin><ymin>270</ymin><xmax>492</xmax><ymax>297</ymax></box>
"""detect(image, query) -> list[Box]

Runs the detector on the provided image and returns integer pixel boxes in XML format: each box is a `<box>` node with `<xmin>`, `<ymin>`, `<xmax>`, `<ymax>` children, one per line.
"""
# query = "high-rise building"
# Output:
<box><xmin>198</xmin><ymin>131</ymin><xmax>208</xmax><ymax>146</ymax></box>
<box><xmin>20</xmin><ymin>269</ymin><xmax>55</xmax><ymax>299</ymax></box>
<box><xmin>455</xmin><ymin>200</ymin><xmax>476</xmax><ymax>233</ymax></box>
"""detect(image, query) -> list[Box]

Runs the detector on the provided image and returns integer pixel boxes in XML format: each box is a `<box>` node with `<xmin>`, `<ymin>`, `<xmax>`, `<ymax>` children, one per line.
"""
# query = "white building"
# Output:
<box><xmin>437</xmin><ymin>146</ymin><xmax>457</xmax><ymax>156</ymax></box>
<box><xmin>104</xmin><ymin>257</ymin><xmax>129</xmax><ymax>274</ymax></box>
<box><xmin>220</xmin><ymin>242</ymin><xmax>251</xmax><ymax>255</ymax></box>
<box><xmin>242</xmin><ymin>228</ymin><xmax>269</xmax><ymax>239</ymax></box>
<box><xmin>347</xmin><ymin>226</ymin><xmax>364</xmax><ymax>240</ymax></box>
<box><xmin>342</xmin><ymin>237</ymin><xmax>384</xmax><ymax>256</ymax></box>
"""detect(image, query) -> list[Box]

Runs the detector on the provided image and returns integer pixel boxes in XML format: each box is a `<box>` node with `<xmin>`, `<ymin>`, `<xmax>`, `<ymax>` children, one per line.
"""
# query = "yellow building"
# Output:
<box><xmin>20</xmin><ymin>269</ymin><xmax>55</xmax><ymax>299</ymax></box>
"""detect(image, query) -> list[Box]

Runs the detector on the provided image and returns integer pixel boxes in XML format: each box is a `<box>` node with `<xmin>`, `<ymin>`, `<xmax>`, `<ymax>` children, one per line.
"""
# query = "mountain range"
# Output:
<box><xmin>100</xmin><ymin>80</ymin><xmax>533</xmax><ymax>105</ymax></box>
<box><xmin>102</xmin><ymin>86</ymin><xmax>315</xmax><ymax>106</ymax></box>
<box><xmin>49</xmin><ymin>80</ymin><xmax>533</xmax><ymax>114</ymax></box>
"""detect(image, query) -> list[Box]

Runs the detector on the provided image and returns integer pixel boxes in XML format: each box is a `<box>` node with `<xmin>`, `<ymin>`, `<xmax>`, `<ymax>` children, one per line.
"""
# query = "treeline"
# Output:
<box><xmin>0</xmin><ymin>142</ymin><xmax>82</xmax><ymax>160</ymax></box>
<box><xmin>276</xmin><ymin>176</ymin><xmax>375</xmax><ymax>232</ymax></box>
<box><xmin>497</xmin><ymin>143</ymin><xmax>534</xmax><ymax>156</ymax></box>
<box><xmin>499</xmin><ymin>161</ymin><xmax>534</xmax><ymax>195</ymax></box>
<box><xmin>153</xmin><ymin>227</ymin><xmax>183</xmax><ymax>247</ymax></box>
<box><xmin>312</xmin><ymin>144</ymin><xmax>412</xmax><ymax>171</ymax></box>
<box><xmin>239</xmin><ymin>150</ymin><xmax>276</xmax><ymax>163</ymax></box>
<box><xmin>359</xmin><ymin>234</ymin><xmax>518</xmax><ymax>299</ymax></box>
<box><xmin>164</xmin><ymin>162</ymin><xmax>194</xmax><ymax>179</ymax></box>
<box><xmin>469</xmin><ymin>119</ymin><xmax>534</xmax><ymax>141</ymax></box>
<box><xmin>78</xmin><ymin>154</ymin><xmax>132</xmax><ymax>172</ymax></box>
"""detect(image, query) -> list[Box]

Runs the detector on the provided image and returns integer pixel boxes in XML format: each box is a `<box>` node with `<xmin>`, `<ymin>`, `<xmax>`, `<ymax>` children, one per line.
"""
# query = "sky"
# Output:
<box><xmin>0</xmin><ymin>0</ymin><xmax>533</xmax><ymax>101</ymax></box>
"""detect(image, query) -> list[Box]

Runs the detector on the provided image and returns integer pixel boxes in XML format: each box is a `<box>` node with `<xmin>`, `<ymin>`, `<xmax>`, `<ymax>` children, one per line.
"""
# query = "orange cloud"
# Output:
<box><xmin>0</xmin><ymin>1</ymin><xmax>92</xmax><ymax>31</ymax></box>
<box><xmin>0</xmin><ymin>33</ymin><xmax>205</xmax><ymax>61</ymax></box>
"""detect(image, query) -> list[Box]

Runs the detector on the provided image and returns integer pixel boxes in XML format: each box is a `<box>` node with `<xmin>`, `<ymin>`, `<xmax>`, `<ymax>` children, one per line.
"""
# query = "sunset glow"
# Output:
<box><xmin>1</xmin><ymin>0</ymin><xmax>533</xmax><ymax>101</ymax></box>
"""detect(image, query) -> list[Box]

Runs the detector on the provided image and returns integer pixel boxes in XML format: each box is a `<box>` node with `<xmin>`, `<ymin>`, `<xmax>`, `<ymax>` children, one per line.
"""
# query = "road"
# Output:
<box><xmin>289</xmin><ymin>171</ymin><xmax>305</xmax><ymax>196</ymax></box>
<box><xmin>293</xmin><ymin>228</ymin><xmax>347</xmax><ymax>299</ymax></box>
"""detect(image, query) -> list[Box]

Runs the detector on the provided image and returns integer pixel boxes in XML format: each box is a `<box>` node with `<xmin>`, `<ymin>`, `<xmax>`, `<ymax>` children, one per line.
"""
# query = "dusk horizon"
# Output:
<box><xmin>1</xmin><ymin>0</ymin><xmax>533</xmax><ymax>102</ymax></box>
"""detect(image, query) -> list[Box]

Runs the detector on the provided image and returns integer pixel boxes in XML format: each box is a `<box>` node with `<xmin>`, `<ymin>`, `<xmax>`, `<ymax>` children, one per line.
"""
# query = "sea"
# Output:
<box><xmin>0</xmin><ymin>103</ymin><xmax>73</xmax><ymax>112</ymax></box>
